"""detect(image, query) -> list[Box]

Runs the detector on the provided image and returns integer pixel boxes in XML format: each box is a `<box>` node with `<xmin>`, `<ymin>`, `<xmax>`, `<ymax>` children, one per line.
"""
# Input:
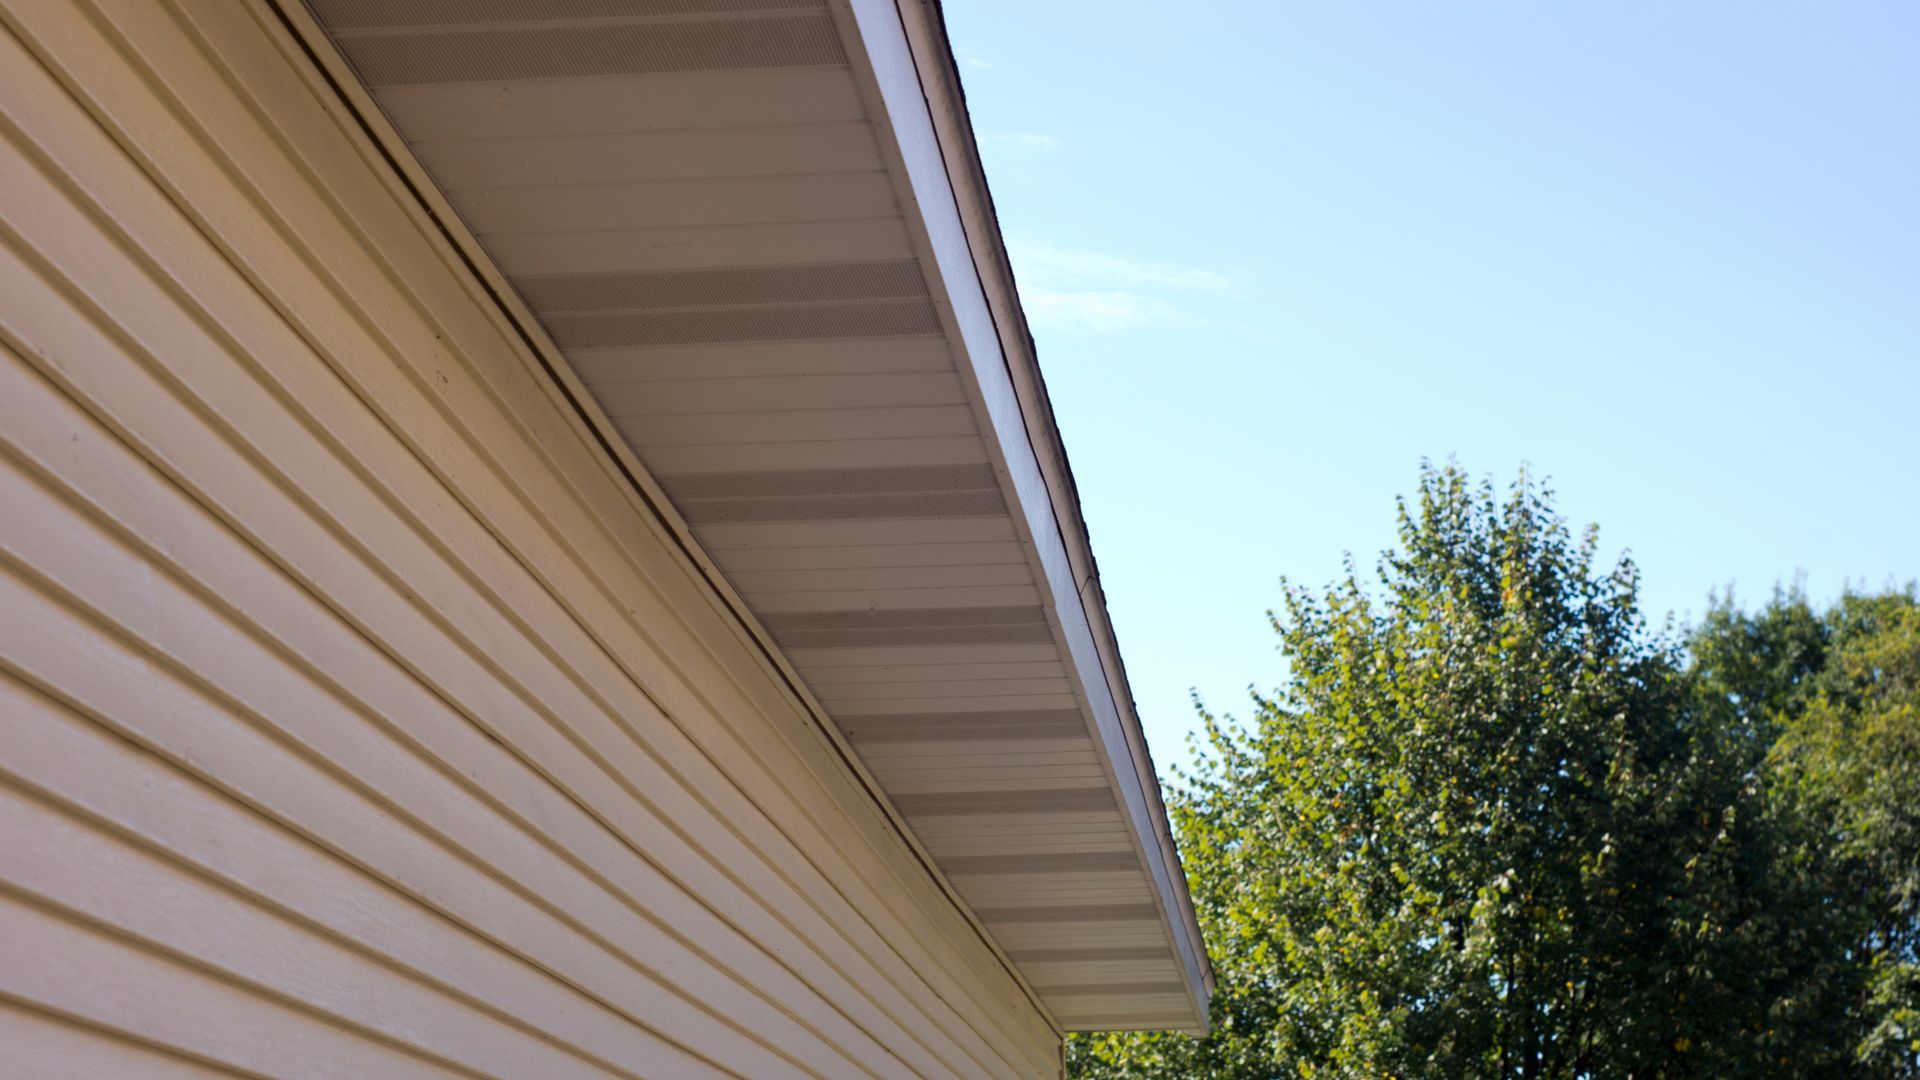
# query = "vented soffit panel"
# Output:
<box><xmin>294</xmin><ymin>0</ymin><xmax>1211</xmax><ymax>1034</ymax></box>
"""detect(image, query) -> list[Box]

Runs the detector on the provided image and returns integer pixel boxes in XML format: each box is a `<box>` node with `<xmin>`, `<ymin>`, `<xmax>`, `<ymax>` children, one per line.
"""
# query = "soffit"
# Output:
<box><xmin>304</xmin><ymin>0</ymin><xmax>1205</xmax><ymax>1032</ymax></box>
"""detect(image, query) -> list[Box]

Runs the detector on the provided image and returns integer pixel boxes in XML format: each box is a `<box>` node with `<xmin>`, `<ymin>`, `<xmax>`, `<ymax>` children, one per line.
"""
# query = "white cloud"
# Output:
<box><xmin>1010</xmin><ymin>243</ymin><xmax>1229</xmax><ymax>293</ymax></box>
<box><xmin>1009</xmin><ymin>242</ymin><xmax>1229</xmax><ymax>333</ymax></box>
<box><xmin>1024</xmin><ymin>291</ymin><xmax>1174</xmax><ymax>333</ymax></box>
<box><xmin>981</xmin><ymin>131</ymin><xmax>1059</xmax><ymax>160</ymax></box>
<box><xmin>957</xmin><ymin>47</ymin><xmax>993</xmax><ymax>71</ymax></box>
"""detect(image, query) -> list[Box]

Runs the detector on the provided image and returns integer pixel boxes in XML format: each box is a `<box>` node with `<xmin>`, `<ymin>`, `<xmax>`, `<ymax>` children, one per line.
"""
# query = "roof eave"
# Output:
<box><xmin>836</xmin><ymin>0</ymin><xmax>1216</xmax><ymax>1032</ymax></box>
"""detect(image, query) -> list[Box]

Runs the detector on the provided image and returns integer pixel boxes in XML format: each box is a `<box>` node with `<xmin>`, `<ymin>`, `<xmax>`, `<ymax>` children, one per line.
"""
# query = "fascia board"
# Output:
<box><xmin>832</xmin><ymin>0</ymin><xmax>1215</xmax><ymax>1032</ymax></box>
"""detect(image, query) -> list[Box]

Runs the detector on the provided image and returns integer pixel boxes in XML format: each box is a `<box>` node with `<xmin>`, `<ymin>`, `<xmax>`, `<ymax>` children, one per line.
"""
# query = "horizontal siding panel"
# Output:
<box><xmin>0</xmin><ymin>673</ymin><xmax>721</xmax><ymax>1080</ymax></box>
<box><xmin>0</xmin><ymin>1000</ymin><xmax>231</xmax><ymax>1080</ymax></box>
<box><xmin>0</xmin><ymin>2</ymin><xmax>1063</xmax><ymax>1075</ymax></box>
<box><xmin>0</xmin><ymin>891</ymin><xmax>460</xmax><ymax>1080</ymax></box>
<box><xmin>0</xmin><ymin>776</ymin><xmax>613</xmax><ymax>1080</ymax></box>
<box><xmin>0</xmin><ymin>431</ymin><xmax>821</xmax><ymax>1078</ymax></box>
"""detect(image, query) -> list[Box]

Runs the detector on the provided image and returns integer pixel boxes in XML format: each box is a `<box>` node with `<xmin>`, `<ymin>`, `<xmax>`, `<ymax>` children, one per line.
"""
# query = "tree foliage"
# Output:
<box><xmin>1694</xmin><ymin>586</ymin><xmax>1920</xmax><ymax>1074</ymax></box>
<box><xmin>1071</xmin><ymin>465</ymin><xmax>1917</xmax><ymax>1077</ymax></box>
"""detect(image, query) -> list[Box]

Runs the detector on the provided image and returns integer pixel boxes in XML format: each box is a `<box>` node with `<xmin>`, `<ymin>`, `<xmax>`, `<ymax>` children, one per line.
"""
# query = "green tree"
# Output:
<box><xmin>1693</xmin><ymin>587</ymin><xmax>1920</xmax><ymax>1074</ymax></box>
<box><xmin>1074</xmin><ymin>466</ymin><xmax>1866</xmax><ymax>1077</ymax></box>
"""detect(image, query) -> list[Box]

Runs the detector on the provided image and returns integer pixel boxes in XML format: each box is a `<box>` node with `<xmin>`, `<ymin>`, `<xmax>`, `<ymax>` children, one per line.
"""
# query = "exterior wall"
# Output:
<box><xmin>0</xmin><ymin>2</ymin><xmax>1061</xmax><ymax>1076</ymax></box>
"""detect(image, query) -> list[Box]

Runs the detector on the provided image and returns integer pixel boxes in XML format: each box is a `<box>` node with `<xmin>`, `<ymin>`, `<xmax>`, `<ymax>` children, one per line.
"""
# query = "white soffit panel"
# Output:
<box><xmin>298</xmin><ymin>0</ymin><xmax>1210</xmax><ymax>1033</ymax></box>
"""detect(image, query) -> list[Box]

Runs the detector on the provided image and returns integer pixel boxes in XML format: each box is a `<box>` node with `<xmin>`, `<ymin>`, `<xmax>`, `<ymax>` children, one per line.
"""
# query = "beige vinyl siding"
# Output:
<box><xmin>0</xmin><ymin>1</ymin><xmax>1059</xmax><ymax>1076</ymax></box>
<box><xmin>291</xmin><ymin>0</ymin><xmax>1205</xmax><ymax>1027</ymax></box>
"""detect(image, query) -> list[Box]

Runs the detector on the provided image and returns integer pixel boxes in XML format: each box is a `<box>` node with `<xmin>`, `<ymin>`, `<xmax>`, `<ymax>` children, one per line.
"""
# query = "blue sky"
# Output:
<box><xmin>941</xmin><ymin>2</ymin><xmax>1920</xmax><ymax>772</ymax></box>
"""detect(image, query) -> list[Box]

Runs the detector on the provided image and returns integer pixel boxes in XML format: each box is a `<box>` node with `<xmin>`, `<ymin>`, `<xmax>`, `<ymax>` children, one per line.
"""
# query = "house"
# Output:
<box><xmin>0</xmin><ymin>1</ymin><xmax>1211</xmax><ymax>1075</ymax></box>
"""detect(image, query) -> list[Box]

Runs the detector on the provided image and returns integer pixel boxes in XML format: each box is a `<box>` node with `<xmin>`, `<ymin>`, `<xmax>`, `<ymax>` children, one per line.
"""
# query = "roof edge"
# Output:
<box><xmin>842</xmin><ymin>0</ymin><xmax>1215</xmax><ymax>1032</ymax></box>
